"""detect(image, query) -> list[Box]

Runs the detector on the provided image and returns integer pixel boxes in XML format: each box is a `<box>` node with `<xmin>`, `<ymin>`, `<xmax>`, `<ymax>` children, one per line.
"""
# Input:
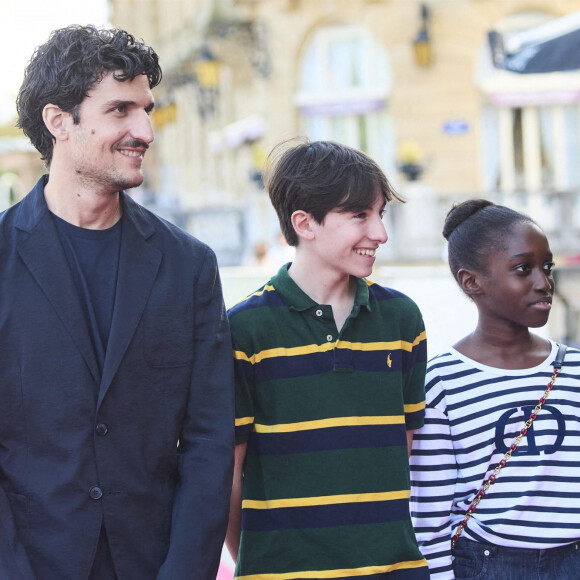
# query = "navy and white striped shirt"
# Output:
<box><xmin>410</xmin><ymin>340</ymin><xmax>580</xmax><ymax>579</ymax></box>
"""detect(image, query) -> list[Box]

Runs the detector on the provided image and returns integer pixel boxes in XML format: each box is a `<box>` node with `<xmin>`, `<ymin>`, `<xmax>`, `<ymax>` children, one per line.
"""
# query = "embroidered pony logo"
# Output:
<box><xmin>387</xmin><ymin>353</ymin><xmax>392</xmax><ymax>368</ymax></box>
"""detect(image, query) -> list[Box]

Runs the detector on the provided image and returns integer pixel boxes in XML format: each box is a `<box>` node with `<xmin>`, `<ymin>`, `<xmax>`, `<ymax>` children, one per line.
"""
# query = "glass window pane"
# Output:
<box><xmin>565</xmin><ymin>105</ymin><xmax>580</xmax><ymax>188</ymax></box>
<box><xmin>538</xmin><ymin>106</ymin><xmax>555</xmax><ymax>189</ymax></box>
<box><xmin>328</xmin><ymin>37</ymin><xmax>363</xmax><ymax>90</ymax></box>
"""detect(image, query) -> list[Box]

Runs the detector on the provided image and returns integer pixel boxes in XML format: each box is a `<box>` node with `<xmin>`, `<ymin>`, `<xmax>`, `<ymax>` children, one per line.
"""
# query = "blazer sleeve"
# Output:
<box><xmin>0</xmin><ymin>485</ymin><xmax>36</xmax><ymax>579</ymax></box>
<box><xmin>157</xmin><ymin>247</ymin><xmax>235</xmax><ymax>580</ymax></box>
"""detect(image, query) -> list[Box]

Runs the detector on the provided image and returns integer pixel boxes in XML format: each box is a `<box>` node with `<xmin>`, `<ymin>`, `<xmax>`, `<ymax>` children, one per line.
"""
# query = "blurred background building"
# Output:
<box><xmin>103</xmin><ymin>0</ymin><xmax>580</xmax><ymax>264</ymax></box>
<box><xmin>1</xmin><ymin>4</ymin><xmax>578</xmax><ymax>576</ymax></box>
<box><xmin>1</xmin><ymin>0</ymin><xmax>579</xmax><ymax>348</ymax></box>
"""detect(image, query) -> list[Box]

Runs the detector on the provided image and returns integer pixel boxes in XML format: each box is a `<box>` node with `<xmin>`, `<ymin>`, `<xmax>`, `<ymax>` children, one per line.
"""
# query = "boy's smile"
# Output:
<box><xmin>354</xmin><ymin>248</ymin><xmax>378</xmax><ymax>257</ymax></box>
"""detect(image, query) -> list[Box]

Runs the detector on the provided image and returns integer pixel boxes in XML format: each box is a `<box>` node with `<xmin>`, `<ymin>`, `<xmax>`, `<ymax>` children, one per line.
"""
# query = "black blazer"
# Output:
<box><xmin>0</xmin><ymin>177</ymin><xmax>234</xmax><ymax>579</ymax></box>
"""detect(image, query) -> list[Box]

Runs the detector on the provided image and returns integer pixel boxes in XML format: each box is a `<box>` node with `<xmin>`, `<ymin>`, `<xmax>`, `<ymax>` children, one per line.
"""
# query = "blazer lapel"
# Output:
<box><xmin>98</xmin><ymin>196</ymin><xmax>162</xmax><ymax>407</ymax></box>
<box><xmin>15</xmin><ymin>185</ymin><xmax>101</xmax><ymax>385</ymax></box>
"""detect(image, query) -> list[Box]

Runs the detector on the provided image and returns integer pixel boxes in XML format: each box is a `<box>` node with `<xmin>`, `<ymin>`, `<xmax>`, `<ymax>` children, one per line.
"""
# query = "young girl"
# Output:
<box><xmin>410</xmin><ymin>199</ymin><xmax>580</xmax><ymax>579</ymax></box>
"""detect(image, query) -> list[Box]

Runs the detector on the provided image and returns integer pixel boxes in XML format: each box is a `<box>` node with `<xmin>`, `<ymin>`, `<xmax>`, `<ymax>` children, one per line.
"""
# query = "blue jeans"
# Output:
<box><xmin>453</xmin><ymin>538</ymin><xmax>580</xmax><ymax>580</ymax></box>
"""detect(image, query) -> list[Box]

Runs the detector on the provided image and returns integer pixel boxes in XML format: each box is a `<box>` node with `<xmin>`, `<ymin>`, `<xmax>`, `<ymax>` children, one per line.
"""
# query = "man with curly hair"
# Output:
<box><xmin>0</xmin><ymin>25</ymin><xmax>234</xmax><ymax>579</ymax></box>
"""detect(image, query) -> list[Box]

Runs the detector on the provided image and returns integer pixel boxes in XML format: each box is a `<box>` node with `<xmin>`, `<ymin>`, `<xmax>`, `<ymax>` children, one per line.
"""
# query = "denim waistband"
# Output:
<box><xmin>459</xmin><ymin>537</ymin><xmax>579</xmax><ymax>556</ymax></box>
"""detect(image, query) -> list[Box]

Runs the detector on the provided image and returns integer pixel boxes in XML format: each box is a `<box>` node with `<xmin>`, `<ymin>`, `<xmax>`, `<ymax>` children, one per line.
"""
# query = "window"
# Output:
<box><xmin>478</xmin><ymin>11</ymin><xmax>580</xmax><ymax>197</ymax></box>
<box><xmin>295</xmin><ymin>25</ymin><xmax>395</xmax><ymax>173</ymax></box>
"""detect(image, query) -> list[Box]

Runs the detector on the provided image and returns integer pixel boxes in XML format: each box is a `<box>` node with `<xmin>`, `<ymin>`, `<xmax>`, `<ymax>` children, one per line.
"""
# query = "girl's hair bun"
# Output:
<box><xmin>443</xmin><ymin>199</ymin><xmax>494</xmax><ymax>241</ymax></box>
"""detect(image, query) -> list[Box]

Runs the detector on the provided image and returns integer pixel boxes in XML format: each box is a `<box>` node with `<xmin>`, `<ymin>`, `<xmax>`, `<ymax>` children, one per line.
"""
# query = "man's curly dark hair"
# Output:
<box><xmin>16</xmin><ymin>24</ymin><xmax>162</xmax><ymax>167</ymax></box>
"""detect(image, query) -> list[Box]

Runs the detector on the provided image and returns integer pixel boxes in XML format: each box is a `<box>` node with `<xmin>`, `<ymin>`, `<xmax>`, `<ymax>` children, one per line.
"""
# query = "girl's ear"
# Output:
<box><xmin>457</xmin><ymin>268</ymin><xmax>484</xmax><ymax>297</ymax></box>
<box><xmin>290</xmin><ymin>210</ymin><xmax>316</xmax><ymax>242</ymax></box>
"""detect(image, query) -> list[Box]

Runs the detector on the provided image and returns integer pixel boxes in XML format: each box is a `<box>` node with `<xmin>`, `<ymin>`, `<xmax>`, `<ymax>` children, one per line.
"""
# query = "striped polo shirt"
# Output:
<box><xmin>410</xmin><ymin>341</ymin><xmax>580</xmax><ymax>579</ymax></box>
<box><xmin>228</xmin><ymin>264</ymin><xmax>429</xmax><ymax>580</ymax></box>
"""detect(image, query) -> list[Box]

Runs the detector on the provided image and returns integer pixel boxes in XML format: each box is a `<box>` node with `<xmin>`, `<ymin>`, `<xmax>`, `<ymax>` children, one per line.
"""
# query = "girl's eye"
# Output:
<box><xmin>515</xmin><ymin>264</ymin><xmax>531</xmax><ymax>273</ymax></box>
<box><xmin>354</xmin><ymin>212</ymin><xmax>367</xmax><ymax>219</ymax></box>
<box><xmin>379</xmin><ymin>209</ymin><xmax>386</xmax><ymax>219</ymax></box>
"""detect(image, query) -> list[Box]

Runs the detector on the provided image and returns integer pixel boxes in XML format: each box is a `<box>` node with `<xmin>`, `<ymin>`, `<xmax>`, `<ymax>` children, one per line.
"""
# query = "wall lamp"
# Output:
<box><xmin>413</xmin><ymin>3</ymin><xmax>432</xmax><ymax>67</ymax></box>
<box><xmin>194</xmin><ymin>47</ymin><xmax>221</xmax><ymax>90</ymax></box>
<box><xmin>193</xmin><ymin>47</ymin><xmax>221</xmax><ymax>119</ymax></box>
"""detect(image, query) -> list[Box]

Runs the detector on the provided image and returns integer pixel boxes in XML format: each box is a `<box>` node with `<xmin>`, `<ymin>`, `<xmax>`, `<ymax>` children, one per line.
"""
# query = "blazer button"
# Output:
<box><xmin>89</xmin><ymin>486</ymin><xmax>103</xmax><ymax>500</ymax></box>
<box><xmin>95</xmin><ymin>423</ymin><xmax>108</xmax><ymax>436</ymax></box>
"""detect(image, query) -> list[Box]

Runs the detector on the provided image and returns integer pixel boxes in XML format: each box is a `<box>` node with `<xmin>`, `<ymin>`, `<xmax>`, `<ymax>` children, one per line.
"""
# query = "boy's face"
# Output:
<box><xmin>309</xmin><ymin>194</ymin><xmax>388</xmax><ymax>279</ymax></box>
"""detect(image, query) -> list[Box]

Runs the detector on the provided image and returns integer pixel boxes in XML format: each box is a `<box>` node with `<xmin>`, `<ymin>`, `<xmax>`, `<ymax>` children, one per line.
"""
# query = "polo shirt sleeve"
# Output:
<box><xmin>228</xmin><ymin>314</ymin><xmax>255</xmax><ymax>445</ymax></box>
<box><xmin>402</xmin><ymin>302</ymin><xmax>427</xmax><ymax>430</ymax></box>
<box><xmin>232</xmin><ymin>355</ymin><xmax>254</xmax><ymax>445</ymax></box>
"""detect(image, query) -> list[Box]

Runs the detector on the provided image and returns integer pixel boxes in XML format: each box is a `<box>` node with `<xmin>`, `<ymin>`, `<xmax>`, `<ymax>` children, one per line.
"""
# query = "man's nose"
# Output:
<box><xmin>131</xmin><ymin>110</ymin><xmax>154</xmax><ymax>144</ymax></box>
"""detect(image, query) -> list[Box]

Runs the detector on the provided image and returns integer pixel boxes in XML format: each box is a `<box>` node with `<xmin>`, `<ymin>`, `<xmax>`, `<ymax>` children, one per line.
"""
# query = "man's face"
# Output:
<box><xmin>67</xmin><ymin>72</ymin><xmax>155</xmax><ymax>194</ymax></box>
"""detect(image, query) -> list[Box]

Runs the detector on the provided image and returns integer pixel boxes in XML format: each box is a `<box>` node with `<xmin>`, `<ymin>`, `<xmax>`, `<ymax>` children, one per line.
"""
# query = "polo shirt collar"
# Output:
<box><xmin>271</xmin><ymin>263</ymin><xmax>371</xmax><ymax>313</ymax></box>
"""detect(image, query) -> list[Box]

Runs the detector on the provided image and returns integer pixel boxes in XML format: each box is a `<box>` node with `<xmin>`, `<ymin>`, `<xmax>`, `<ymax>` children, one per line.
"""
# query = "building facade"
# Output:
<box><xmin>0</xmin><ymin>136</ymin><xmax>44</xmax><ymax>210</ymax></box>
<box><xmin>109</xmin><ymin>0</ymin><xmax>580</xmax><ymax>268</ymax></box>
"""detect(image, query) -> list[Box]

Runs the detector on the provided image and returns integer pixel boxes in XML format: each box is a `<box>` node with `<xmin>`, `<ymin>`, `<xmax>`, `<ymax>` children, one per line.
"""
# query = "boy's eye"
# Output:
<box><xmin>514</xmin><ymin>264</ymin><xmax>531</xmax><ymax>273</ymax></box>
<box><xmin>354</xmin><ymin>212</ymin><xmax>367</xmax><ymax>219</ymax></box>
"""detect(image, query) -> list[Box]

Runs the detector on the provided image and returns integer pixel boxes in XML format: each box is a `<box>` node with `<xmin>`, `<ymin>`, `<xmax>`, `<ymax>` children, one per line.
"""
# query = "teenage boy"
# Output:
<box><xmin>226</xmin><ymin>139</ymin><xmax>429</xmax><ymax>579</ymax></box>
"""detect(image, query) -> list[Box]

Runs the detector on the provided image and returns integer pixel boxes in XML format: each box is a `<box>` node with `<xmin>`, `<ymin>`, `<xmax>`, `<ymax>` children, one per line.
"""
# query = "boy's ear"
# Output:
<box><xmin>456</xmin><ymin>268</ymin><xmax>484</xmax><ymax>297</ymax></box>
<box><xmin>42</xmin><ymin>104</ymin><xmax>71</xmax><ymax>141</ymax></box>
<box><xmin>290</xmin><ymin>210</ymin><xmax>316</xmax><ymax>242</ymax></box>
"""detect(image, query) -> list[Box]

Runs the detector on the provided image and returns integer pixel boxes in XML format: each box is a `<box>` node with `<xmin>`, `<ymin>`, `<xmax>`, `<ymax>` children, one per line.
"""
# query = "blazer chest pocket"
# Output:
<box><xmin>143</xmin><ymin>306</ymin><xmax>194</xmax><ymax>368</ymax></box>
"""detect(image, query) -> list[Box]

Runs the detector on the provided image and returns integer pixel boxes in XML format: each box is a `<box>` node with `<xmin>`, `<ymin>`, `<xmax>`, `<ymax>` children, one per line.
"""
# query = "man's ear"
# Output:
<box><xmin>456</xmin><ymin>268</ymin><xmax>484</xmax><ymax>297</ymax></box>
<box><xmin>290</xmin><ymin>210</ymin><xmax>316</xmax><ymax>242</ymax></box>
<box><xmin>42</xmin><ymin>104</ymin><xmax>71</xmax><ymax>141</ymax></box>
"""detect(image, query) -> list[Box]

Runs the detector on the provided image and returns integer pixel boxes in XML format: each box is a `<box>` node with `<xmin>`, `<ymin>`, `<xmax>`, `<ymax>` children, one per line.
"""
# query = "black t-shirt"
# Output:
<box><xmin>52</xmin><ymin>213</ymin><xmax>122</xmax><ymax>374</ymax></box>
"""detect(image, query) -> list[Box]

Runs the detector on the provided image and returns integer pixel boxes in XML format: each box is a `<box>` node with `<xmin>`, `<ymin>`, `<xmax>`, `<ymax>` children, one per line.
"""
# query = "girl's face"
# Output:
<box><xmin>475</xmin><ymin>222</ymin><xmax>555</xmax><ymax>330</ymax></box>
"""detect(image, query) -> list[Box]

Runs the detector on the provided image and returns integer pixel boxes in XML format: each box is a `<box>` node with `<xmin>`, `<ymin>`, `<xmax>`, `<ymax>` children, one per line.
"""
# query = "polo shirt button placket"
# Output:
<box><xmin>314</xmin><ymin>309</ymin><xmax>331</xmax><ymax>342</ymax></box>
